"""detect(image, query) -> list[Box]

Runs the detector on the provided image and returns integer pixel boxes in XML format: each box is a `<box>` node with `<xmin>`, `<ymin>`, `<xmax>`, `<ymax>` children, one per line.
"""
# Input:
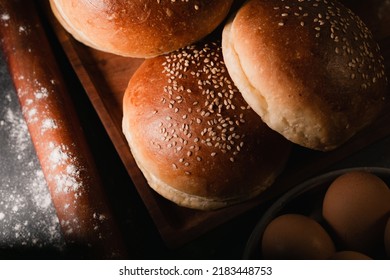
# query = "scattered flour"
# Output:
<box><xmin>41</xmin><ymin>118</ymin><xmax>58</xmax><ymax>133</ymax></box>
<box><xmin>18</xmin><ymin>77</ymin><xmax>86</xmax><ymax>200</ymax></box>
<box><xmin>0</xmin><ymin>12</ymin><xmax>105</xmax><ymax>255</ymax></box>
<box><xmin>0</xmin><ymin>58</ymin><xmax>65</xmax><ymax>252</ymax></box>
<box><xmin>1</xmin><ymin>13</ymin><xmax>10</xmax><ymax>21</ymax></box>
<box><xmin>0</xmin><ymin>13</ymin><xmax>10</xmax><ymax>28</ymax></box>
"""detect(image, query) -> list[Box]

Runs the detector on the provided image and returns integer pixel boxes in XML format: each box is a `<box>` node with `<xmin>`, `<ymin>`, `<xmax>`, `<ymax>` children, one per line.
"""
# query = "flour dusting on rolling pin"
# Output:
<box><xmin>0</xmin><ymin>1</ymin><xmax>126</xmax><ymax>258</ymax></box>
<box><xmin>0</xmin><ymin>53</ymin><xmax>64</xmax><ymax>254</ymax></box>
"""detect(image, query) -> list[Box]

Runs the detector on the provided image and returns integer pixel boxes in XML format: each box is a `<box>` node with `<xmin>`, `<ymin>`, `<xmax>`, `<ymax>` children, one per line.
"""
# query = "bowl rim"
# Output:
<box><xmin>242</xmin><ymin>166</ymin><xmax>390</xmax><ymax>259</ymax></box>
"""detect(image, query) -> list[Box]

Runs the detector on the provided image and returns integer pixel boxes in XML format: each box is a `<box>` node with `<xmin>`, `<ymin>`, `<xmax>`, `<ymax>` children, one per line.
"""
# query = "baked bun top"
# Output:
<box><xmin>122</xmin><ymin>40</ymin><xmax>292</xmax><ymax>210</ymax></box>
<box><xmin>222</xmin><ymin>0</ymin><xmax>387</xmax><ymax>151</ymax></box>
<box><xmin>50</xmin><ymin>0</ymin><xmax>234</xmax><ymax>58</ymax></box>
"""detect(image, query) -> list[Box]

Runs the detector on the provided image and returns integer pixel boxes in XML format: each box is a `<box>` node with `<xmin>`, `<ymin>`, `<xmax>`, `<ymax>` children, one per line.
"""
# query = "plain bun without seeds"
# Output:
<box><xmin>222</xmin><ymin>0</ymin><xmax>387</xmax><ymax>151</ymax></box>
<box><xmin>50</xmin><ymin>0</ymin><xmax>234</xmax><ymax>58</ymax></box>
<box><xmin>122</xmin><ymin>41</ymin><xmax>292</xmax><ymax>210</ymax></box>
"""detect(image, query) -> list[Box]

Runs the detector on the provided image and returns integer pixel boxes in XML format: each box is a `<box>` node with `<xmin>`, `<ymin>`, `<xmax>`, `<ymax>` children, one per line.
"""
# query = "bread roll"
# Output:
<box><xmin>122</xmin><ymin>40</ymin><xmax>292</xmax><ymax>210</ymax></box>
<box><xmin>50</xmin><ymin>0</ymin><xmax>234</xmax><ymax>58</ymax></box>
<box><xmin>222</xmin><ymin>0</ymin><xmax>387</xmax><ymax>151</ymax></box>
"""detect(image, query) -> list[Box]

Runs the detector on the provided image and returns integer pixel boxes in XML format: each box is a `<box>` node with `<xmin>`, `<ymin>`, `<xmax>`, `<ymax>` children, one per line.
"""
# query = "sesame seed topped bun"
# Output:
<box><xmin>222</xmin><ymin>0</ymin><xmax>387</xmax><ymax>151</ymax></box>
<box><xmin>50</xmin><ymin>0</ymin><xmax>234</xmax><ymax>58</ymax></box>
<box><xmin>122</xmin><ymin>41</ymin><xmax>292</xmax><ymax>210</ymax></box>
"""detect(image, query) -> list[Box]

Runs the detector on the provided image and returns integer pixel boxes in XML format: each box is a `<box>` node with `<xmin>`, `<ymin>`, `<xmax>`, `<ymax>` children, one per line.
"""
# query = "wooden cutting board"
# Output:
<box><xmin>40</xmin><ymin>0</ymin><xmax>390</xmax><ymax>248</ymax></box>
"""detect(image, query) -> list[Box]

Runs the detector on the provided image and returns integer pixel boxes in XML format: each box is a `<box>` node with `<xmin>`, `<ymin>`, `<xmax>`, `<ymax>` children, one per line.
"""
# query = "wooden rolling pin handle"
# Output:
<box><xmin>0</xmin><ymin>0</ymin><xmax>127</xmax><ymax>258</ymax></box>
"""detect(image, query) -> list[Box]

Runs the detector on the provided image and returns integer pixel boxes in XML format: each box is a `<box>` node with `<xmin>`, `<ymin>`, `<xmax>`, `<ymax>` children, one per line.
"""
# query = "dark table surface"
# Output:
<box><xmin>1</xmin><ymin>1</ymin><xmax>390</xmax><ymax>259</ymax></box>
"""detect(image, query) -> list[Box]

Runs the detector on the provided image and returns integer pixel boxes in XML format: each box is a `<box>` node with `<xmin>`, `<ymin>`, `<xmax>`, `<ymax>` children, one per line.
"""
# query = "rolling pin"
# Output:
<box><xmin>0</xmin><ymin>0</ymin><xmax>127</xmax><ymax>259</ymax></box>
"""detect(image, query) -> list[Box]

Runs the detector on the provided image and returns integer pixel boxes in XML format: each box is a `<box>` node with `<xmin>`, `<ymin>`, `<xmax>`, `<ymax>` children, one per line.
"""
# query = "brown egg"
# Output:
<box><xmin>322</xmin><ymin>171</ymin><xmax>390</xmax><ymax>256</ymax></box>
<box><xmin>330</xmin><ymin>251</ymin><xmax>372</xmax><ymax>260</ymax></box>
<box><xmin>261</xmin><ymin>214</ymin><xmax>335</xmax><ymax>259</ymax></box>
<box><xmin>385</xmin><ymin>217</ymin><xmax>390</xmax><ymax>258</ymax></box>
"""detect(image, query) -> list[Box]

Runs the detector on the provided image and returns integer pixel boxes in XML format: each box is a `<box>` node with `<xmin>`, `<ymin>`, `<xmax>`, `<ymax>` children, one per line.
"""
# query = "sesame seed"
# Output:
<box><xmin>158</xmin><ymin>41</ymin><xmax>256</xmax><ymax>166</ymax></box>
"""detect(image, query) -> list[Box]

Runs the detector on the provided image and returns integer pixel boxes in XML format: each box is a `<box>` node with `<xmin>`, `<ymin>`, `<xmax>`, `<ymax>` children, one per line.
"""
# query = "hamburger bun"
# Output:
<box><xmin>222</xmin><ymin>0</ymin><xmax>387</xmax><ymax>151</ymax></box>
<box><xmin>122</xmin><ymin>40</ymin><xmax>292</xmax><ymax>210</ymax></box>
<box><xmin>50</xmin><ymin>0</ymin><xmax>234</xmax><ymax>58</ymax></box>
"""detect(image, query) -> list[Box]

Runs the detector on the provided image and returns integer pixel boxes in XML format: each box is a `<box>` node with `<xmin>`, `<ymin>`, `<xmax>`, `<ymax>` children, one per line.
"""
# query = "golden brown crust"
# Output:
<box><xmin>222</xmin><ymin>0</ymin><xmax>387</xmax><ymax>151</ymax></box>
<box><xmin>122</xmin><ymin>41</ymin><xmax>292</xmax><ymax>210</ymax></box>
<box><xmin>50</xmin><ymin>0</ymin><xmax>234</xmax><ymax>58</ymax></box>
